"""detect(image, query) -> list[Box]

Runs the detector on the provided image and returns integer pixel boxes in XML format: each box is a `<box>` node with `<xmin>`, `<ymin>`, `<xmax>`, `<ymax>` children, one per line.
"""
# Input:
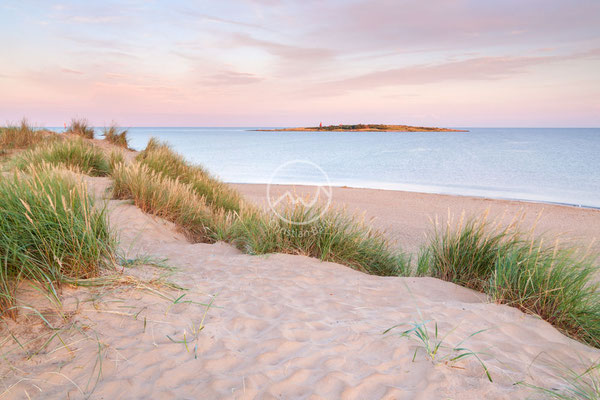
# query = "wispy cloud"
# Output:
<box><xmin>203</xmin><ymin>70</ymin><xmax>264</xmax><ymax>86</ymax></box>
<box><xmin>308</xmin><ymin>0</ymin><xmax>600</xmax><ymax>53</ymax></box>
<box><xmin>309</xmin><ymin>49</ymin><xmax>600</xmax><ymax>95</ymax></box>
<box><xmin>61</xmin><ymin>68</ymin><xmax>83</xmax><ymax>75</ymax></box>
<box><xmin>230</xmin><ymin>33</ymin><xmax>335</xmax><ymax>61</ymax></box>
<box><xmin>174</xmin><ymin>8</ymin><xmax>269</xmax><ymax>31</ymax></box>
<box><xmin>63</xmin><ymin>15</ymin><xmax>123</xmax><ymax>24</ymax></box>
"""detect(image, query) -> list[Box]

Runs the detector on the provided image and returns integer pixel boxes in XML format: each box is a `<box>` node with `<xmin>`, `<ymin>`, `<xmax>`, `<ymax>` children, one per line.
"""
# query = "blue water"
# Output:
<box><xmin>67</xmin><ymin>127</ymin><xmax>600</xmax><ymax>208</ymax></box>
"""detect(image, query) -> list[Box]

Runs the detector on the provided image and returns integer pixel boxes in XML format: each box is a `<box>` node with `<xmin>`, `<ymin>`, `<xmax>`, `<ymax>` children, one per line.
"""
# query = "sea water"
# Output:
<box><xmin>89</xmin><ymin>127</ymin><xmax>600</xmax><ymax>208</ymax></box>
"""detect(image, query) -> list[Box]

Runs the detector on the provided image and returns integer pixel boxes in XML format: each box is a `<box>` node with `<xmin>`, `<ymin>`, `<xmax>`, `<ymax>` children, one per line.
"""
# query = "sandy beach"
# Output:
<box><xmin>233</xmin><ymin>183</ymin><xmax>600</xmax><ymax>255</ymax></box>
<box><xmin>2</xmin><ymin>173</ymin><xmax>599</xmax><ymax>399</ymax></box>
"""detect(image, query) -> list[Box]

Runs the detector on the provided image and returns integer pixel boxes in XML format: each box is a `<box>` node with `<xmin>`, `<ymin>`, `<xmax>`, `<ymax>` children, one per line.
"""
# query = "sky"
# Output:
<box><xmin>1</xmin><ymin>0</ymin><xmax>599</xmax><ymax>127</ymax></box>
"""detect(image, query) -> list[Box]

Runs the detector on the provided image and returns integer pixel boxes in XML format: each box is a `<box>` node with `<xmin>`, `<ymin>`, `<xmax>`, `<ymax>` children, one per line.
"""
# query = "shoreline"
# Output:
<box><xmin>227</xmin><ymin>181</ymin><xmax>600</xmax><ymax>210</ymax></box>
<box><xmin>232</xmin><ymin>182</ymin><xmax>600</xmax><ymax>254</ymax></box>
<box><xmin>250</xmin><ymin>128</ymin><xmax>469</xmax><ymax>132</ymax></box>
<box><xmin>249</xmin><ymin>124</ymin><xmax>468</xmax><ymax>132</ymax></box>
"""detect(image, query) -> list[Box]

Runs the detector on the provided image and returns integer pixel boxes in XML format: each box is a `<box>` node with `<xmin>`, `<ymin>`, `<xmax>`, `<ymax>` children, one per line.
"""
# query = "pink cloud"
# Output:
<box><xmin>61</xmin><ymin>68</ymin><xmax>83</xmax><ymax>75</ymax></box>
<box><xmin>308</xmin><ymin>0</ymin><xmax>600</xmax><ymax>53</ymax></box>
<box><xmin>228</xmin><ymin>33</ymin><xmax>336</xmax><ymax>63</ymax></box>
<box><xmin>309</xmin><ymin>50</ymin><xmax>600</xmax><ymax>95</ymax></box>
<box><xmin>203</xmin><ymin>70</ymin><xmax>264</xmax><ymax>86</ymax></box>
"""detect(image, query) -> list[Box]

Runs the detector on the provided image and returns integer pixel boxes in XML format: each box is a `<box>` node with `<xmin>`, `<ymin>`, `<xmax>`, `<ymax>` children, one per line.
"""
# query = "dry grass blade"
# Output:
<box><xmin>102</xmin><ymin>124</ymin><xmax>129</xmax><ymax>149</ymax></box>
<box><xmin>111</xmin><ymin>162</ymin><xmax>216</xmax><ymax>242</ymax></box>
<box><xmin>12</xmin><ymin>138</ymin><xmax>111</xmax><ymax>176</ymax></box>
<box><xmin>136</xmin><ymin>138</ymin><xmax>243</xmax><ymax>213</ymax></box>
<box><xmin>67</xmin><ymin>118</ymin><xmax>94</xmax><ymax>139</ymax></box>
<box><xmin>0</xmin><ymin>119</ymin><xmax>46</xmax><ymax>150</ymax></box>
<box><xmin>518</xmin><ymin>356</ymin><xmax>600</xmax><ymax>399</ymax></box>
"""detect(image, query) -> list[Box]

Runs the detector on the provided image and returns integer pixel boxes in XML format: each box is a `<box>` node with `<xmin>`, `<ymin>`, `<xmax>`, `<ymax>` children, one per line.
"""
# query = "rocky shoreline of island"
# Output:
<box><xmin>251</xmin><ymin>124</ymin><xmax>468</xmax><ymax>132</ymax></box>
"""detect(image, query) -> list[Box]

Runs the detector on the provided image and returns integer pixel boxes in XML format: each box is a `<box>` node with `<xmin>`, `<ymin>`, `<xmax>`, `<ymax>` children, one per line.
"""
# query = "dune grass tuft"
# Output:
<box><xmin>12</xmin><ymin>137</ymin><xmax>111</xmax><ymax>176</ymax></box>
<box><xmin>418</xmin><ymin>213</ymin><xmax>600</xmax><ymax>347</ymax></box>
<box><xmin>416</xmin><ymin>213</ymin><xmax>520</xmax><ymax>290</ymax></box>
<box><xmin>384</xmin><ymin>316</ymin><xmax>492</xmax><ymax>382</ymax></box>
<box><xmin>67</xmin><ymin>118</ymin><xmax>95</xmax><ymax>139</ymax></box>
<box><xmin>519</xmin><ymin>357</ymin><xmax>600</xmax><ymax>399</ymax></box>
<box><xmin>111</xmin><ymin>162</ymin><xmax>216</xmax><ymax>242</ymax></box>
<box><xmin>0</xmin><ymin>165</ymin><xmax>116</xmax><ymax>318</ymax></box>
<box><xmin>136</xmin><ymin>138</ymin><xmax>243</xmax><ymax>213</ymax></box>
<box><xmin>0</xmin><ymin>119</ymin><xmax>45</xmax><ymax>149</ymax></box>
<box><xmin>103</xmin><ymin>124</ymin><xmax>129</xmax><ymax>149</ymax></box>
<box><xmin>491</xmin><ymin>243</ymin><xmax>600</xmax><ymax>347</ymax></box>
<box><xmin>224</xmin><ymin>203</ymin><xmax>409</xmax><ymax>276</ymax></box>
<box><xmin>108</xmin><ymin>148</ymin><xmax>126</xmax><ymax>172</ymax></box>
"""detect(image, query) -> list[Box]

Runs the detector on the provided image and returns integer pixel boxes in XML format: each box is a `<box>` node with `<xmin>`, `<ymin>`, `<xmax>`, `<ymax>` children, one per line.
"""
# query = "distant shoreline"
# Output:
<box><xmin>232</xmin><ymin>182</ymin><xmax>600</xmax><ymax>254</ymax></box>
<box><xmin>251</xmin><ymin>124</ymin><xmax>468</xmax><ymax>132</ymax></box>
<box><xmin>229</xmin><ymin>182</ymin><xmax>600</xmax><ymax>211</ymax></box>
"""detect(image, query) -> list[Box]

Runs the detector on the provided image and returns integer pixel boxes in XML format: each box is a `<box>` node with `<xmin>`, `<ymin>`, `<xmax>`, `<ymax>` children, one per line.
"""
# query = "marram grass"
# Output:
<box><xmin>223</xmin><ymin>203</ymin><xmax>410</xmax><ymax>276</ymax></box>
<box><xmin>121</xmin><ymin>138</ymin><xmax>409</xmax><ymax>277</ymax></box>
<box><xmin>490</xmin><ymin>241</ymin><xmax>600</xmax><ymax>347</ymax></box>
<box><xmin>111</xmin><ymin>161</ymin><xmax>216</xmax><ymax>242</ymax></box>
<box><xmin>384</xmin><ymin>317</ymin><xmax>492</xmax><ymax>382</ymax></box>
<box><xmin>518</xmin><ymin>357</ymin><xmax>600</xmax><ymax>399</ymax></box>
<box><xmin>0</xmin><ymin>119</ymin><xmax>46</xmax><ymax>150</ymax></box>
<box><xmin>103</xmin><ymin>124</ymin><xmax>129</xmax><ymax>148</ymax></box>
<box><xmin>0</xmin><ymin>165</ymin><xmax>116</xmax><ymax>318</ymax></box>
<box><xmin>108</xmin><ymin>148</ymin><xmax>126</xmax><ymax>172</ymax></box>
<box><xmin>417</xmin><ymin>212</ymin><xmax>600</xmax><ymax>348</ymax></box>
<box><xmin>67</xmin><ymin>118</ymin><xmax>95</xmax><ymax>139</ymax></box>
<box><xmin>416</xmin><ymin>212</ymin><xmax>520</xmax><ymax>290</ymax></box>
<box><xmin>136</xmin><ymin>138</ymin><xmax>243</xmax><ymax>213</ymax></box>
<box><xmin>12</xmin><ymin>137</ymin><xmax>111</xmax><ymax>176</ymax></box>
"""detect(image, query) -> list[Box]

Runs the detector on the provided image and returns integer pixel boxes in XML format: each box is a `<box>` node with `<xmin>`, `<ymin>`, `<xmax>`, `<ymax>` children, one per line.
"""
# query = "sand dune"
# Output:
<box><xmin>1</xmin><ymin>177</ymin><xmax>599</xmax><ymax>399</ymax></box>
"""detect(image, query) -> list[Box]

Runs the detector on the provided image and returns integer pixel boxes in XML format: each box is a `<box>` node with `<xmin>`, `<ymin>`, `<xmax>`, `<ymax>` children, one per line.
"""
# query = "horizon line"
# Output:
<box><xmin>41</xmin><ymin>125</ymin><xmax>600</xmax><ymax>129</ymax></box>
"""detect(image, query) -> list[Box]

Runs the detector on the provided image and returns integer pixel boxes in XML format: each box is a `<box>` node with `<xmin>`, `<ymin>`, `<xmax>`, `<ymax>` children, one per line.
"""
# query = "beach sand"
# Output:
<box><xmin>232</xmin><ymin>183</ymin><xmax>600</xmax><ymax>255</ymax></box>
<box><xmin>1</xmin><ymin>178</ymin><xmax>599</xmax><ymax>399</ymax></box>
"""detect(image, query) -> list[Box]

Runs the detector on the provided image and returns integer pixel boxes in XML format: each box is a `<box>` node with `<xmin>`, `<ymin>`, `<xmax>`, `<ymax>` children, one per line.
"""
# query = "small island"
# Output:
<box><xmin>253</xmin><ymin>124</ymin><xmax>468</xmax><ymax>132</ymax></box>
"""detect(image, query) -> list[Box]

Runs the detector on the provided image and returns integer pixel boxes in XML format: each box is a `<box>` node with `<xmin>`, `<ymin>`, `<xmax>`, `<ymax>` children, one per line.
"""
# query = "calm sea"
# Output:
<box><xmin>72</xmin><ymin>127</ymin><xmax>600</xmax><ymax>208</ymax></box>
